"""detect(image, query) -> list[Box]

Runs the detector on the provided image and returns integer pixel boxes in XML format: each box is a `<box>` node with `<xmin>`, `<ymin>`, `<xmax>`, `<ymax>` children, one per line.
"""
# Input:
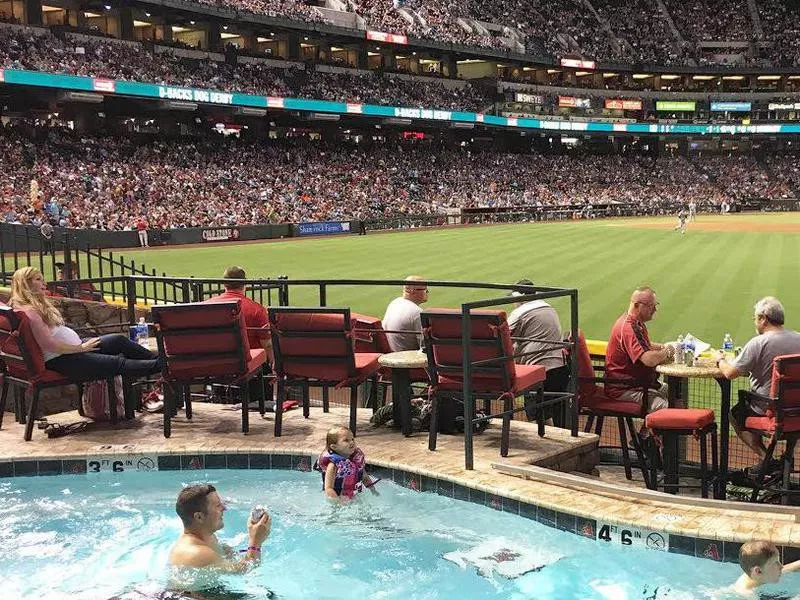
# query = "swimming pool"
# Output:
<box><xmin>0</xmin><ymin>468</ymin><xmax>795</xmax><ymax>600</ymax></box>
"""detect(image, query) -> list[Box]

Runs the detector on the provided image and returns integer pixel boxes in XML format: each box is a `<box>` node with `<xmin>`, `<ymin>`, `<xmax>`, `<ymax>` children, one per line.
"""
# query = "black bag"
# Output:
<box><xmin>437</xmin><ymin>396</ymin><xmax>490</xmax><ymax>435</ymax></box>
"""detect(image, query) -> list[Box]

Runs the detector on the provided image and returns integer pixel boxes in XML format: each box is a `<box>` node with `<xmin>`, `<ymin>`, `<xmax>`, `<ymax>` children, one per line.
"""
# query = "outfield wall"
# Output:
<box><xmin>3</xmin><ymin>198</ymin><xmax>798</xmax><ymax>251</ymax></box>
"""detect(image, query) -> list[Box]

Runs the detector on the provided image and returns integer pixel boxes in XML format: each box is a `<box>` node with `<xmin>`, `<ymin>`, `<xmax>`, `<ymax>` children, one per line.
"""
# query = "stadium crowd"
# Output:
<box><xmin>2</xmin><ymin>123</ymin><xmax>796</xmax><ymax>230</ymax></box>
<box><xmin>2</xmin><ymin>0</ymin><xmax>790</xmax><ymax>66</ymax></box>
<box><xmin>0</xmin><ymin>27</ymin><xmax>491</xmax><ymax>111</ymax></box>
<box><xmin>695</xmin><ymin>155</ymin><xmax>793</xmax><ymax>201</ymax></box>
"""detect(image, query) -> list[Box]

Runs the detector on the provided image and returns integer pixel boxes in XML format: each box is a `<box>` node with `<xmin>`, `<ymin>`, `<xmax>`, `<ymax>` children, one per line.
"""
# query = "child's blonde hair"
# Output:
<box><xmin>739</xmin><ymin>541</ymin><xmax>779</xmax><ymax>574</ymax></box>
<box><xmin>326</xmin><ymin>426</ymin><xmax>352</xmax><ymax>450</ymax></box>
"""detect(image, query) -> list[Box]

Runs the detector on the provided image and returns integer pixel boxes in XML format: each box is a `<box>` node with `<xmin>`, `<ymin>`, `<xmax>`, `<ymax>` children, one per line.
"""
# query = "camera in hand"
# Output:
<box><xmin>250</xmin><ymin>506</ymin><xmax>266</xmax><ymax>524</ymax></box>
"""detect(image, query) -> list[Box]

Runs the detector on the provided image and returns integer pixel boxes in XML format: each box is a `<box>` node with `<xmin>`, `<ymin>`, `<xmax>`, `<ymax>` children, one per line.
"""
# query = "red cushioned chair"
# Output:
<box><xmin>268</xmin><ymin>307</ymin><xmax>382</xmax><ymax>437</ymax></box>
<box><xmin>151</xmin><ymin>301</ymin><xmax>266</xmax><ymax>438</ymax></box>
<box><xmin>738</xmin><ymin>353</ymin><xmax>800</xmax><ymax>504</ymax></box>
<box><xmin>574</xmin><ymin>330</ymin><xmax>652</xmax><ymax>487</ymax></box>
<box><xmin>645</xmin><ymin>408</ymin><xmax>718</xmax><ymax>498</ymax></box>
<box><xmin>421</xmin><ymin>309</ymin><xmax>546</xmax><ymax>460</ymax></box>
<box><xmin>0</xmin><ymin>305</ymin><xmax>120</xmax><ymax>440</ymax></box>
<box><xmin>351</xmin><ymin>312</ymin><xmax>430</xmax><ymax>408</ymax></box>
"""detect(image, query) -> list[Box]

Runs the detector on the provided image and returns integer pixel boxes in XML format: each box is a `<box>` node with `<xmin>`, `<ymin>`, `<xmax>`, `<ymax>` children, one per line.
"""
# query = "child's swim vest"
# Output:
<box><xmin>314</xmin><ymin>448</ymin><xmax>366</xmax><ymax>498</ymax></box>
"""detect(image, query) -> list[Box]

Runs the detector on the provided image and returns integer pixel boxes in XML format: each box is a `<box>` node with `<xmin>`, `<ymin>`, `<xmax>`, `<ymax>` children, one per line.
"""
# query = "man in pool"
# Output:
<box><xmin>169</xmin><ymin>484</ymin><xmax>271</xmax><ymax>573</ymax></box>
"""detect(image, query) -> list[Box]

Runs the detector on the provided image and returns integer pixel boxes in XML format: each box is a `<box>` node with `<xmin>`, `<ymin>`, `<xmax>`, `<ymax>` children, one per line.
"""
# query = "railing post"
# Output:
<box><xmin>191</xmin><ymin>279</ymin><xmax>201</xmax><ymax>303</ymax></box>
<box><xmin>126</xmin><ymin>278</ymin><xmax>137</xmax><ymax>324</ymax></box>
<box><xmin>319</xmin><ymin>283</ymin><xmax>327</xmax><ymax>307</ymax></box>
<box><xmin>278</xmin><ymin>275</ymin><xmax>289</xmax><ymax>306</ymax></box>
<box><xmin>569</xmin><ymin>289</ymin><xmax>579</xmax><ymax>437</ymax></box>
<box><xmin>462</xmin><ymin>303</ymin><xmax>474</xmax><ymax>470</ymax></box>
<box><xmin>181</xmin><ymin>281</ymin><xmax>191</xmax><ymax>304</ymax></box>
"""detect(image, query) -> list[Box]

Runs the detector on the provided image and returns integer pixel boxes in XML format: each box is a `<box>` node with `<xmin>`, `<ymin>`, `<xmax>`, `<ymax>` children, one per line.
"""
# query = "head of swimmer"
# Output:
<box><xmin>326</xmin><ymin>426</ymin><xmax>356</xmax><ymax>457</ymax></box>
<box><xmin>176</xmin><ymin>484</ymin><xmax>225</xmax><ymax>533</ymax></box>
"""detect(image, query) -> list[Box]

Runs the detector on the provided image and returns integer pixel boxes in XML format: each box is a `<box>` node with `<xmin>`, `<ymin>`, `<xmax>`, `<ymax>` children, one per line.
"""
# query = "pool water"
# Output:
<box><xmin>0</xmin><ymin>469</ymin><xmax>796</xmax><ymax>600</ymax></box>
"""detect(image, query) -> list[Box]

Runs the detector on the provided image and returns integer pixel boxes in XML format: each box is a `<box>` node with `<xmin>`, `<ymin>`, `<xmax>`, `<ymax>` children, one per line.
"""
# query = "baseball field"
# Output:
<box><xmin>127</xmin><ymin>212</ymin><xmax>800</xmax><ymax>348</ymax></box>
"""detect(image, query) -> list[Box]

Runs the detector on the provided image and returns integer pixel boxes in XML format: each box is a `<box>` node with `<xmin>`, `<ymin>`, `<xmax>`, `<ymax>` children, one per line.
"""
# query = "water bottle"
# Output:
<box><xmin>684</xmin><ymin>335</ymin><xmax>695</xmax><ymax>366</ymax></box>
<box><xmin>675</xmin><ymin>335</ymin><xmax>685</xmax><ymax>364</ymax></box>
<box><xmin>723</xmin><ymin>333</ymin><xmax>734</xmax><ymax>352</ymax></box>
<box><xmin>136</xmin><ymin>317</ymin><xmax>149</xmax><ymax>347</ymax></box>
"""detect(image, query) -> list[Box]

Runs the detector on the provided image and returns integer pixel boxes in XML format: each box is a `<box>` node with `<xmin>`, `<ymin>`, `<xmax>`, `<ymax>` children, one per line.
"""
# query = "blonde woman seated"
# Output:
<box><xmin>9</xmin><ymin>267</ymin><xmax>161</xmax><ymax>380</ymax></box>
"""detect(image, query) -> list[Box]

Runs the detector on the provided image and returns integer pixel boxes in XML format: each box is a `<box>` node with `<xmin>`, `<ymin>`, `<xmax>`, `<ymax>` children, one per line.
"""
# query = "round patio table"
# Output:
<box><xmin>378</xmin><ymin>350</ymin><xmax>429</xmax><ymax>437</ymax></box>
<box><xmin>656</xmin><ymin>360</ymin><xmax>731</xmax><ymax>499</ymax></box>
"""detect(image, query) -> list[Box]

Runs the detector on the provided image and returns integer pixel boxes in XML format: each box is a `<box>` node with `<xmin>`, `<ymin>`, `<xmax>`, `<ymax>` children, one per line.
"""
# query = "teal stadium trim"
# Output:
<box><xmin>2</xmin><ymin>68</ymin><xmax>800</xmax><ymax>135</ymax></box>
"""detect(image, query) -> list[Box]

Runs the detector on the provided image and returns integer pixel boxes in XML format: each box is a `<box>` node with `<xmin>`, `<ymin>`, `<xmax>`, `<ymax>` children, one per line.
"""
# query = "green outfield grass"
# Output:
<box><xmin>116</xmin><ymin>212</ymin><xmax>800</xmax><ymax>346</ymax></box>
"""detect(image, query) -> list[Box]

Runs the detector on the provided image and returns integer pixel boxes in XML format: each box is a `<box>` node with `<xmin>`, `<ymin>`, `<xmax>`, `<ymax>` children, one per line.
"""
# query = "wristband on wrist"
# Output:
<box><xmin>240</xmin><ymin>546</ymin><xmax>261</xmax><ymax>553</ymax></box>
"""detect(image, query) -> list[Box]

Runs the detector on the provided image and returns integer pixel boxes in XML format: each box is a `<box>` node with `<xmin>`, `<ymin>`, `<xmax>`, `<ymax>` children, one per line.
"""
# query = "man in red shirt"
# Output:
<box><xmin>204</xmin><ymin>266</ymin><xmax>270</xmax><ymax>405</ymax></box>
<box><xmin>605</xmin><ymin>286</ymin><xmax>674</xmax><ymax>413</ymax></box>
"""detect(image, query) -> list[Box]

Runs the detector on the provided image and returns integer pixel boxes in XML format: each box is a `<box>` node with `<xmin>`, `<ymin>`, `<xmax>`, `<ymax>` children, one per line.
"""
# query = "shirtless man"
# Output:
<box><xmin>168</xmin><ymin>484</ymin><xmax>270</xmax><ymax>573</ymax></box>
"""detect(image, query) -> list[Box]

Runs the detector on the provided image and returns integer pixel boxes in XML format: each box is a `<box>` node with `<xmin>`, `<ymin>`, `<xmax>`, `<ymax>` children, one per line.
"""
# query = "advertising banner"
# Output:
<box><xmin>605</xmin><ymin>98</ymin><xmax>643</xmax><ymax>110</ymax></box>
<box><xmin>366</xmin><ymin>31</ymin><xmax>408</xmax><ymax>44</ymax></box>
<box><xmin>297</xmin><ymin>221</ymin><xmax>351</xmax><ymax>236</ymax></box>
<box><xmin>201</xmin><ymin>228</ymin><xmax>241</xmax><ymax>242</ymax></box>
<box><xmin>710</xmin><ymin>101</ymin><xmax>751</xmax><ymax>112</ymax></box>
<box><xmin>515</xmin><ymin>92</ymin><xmax>544</xmax><ymax>104</ymax></box>
<box><xmin>559</xmin><ymin>96</ymin><xmax>591</xmax><ymax>109</ymax></box>
<box><xmin>656</xmin><ymin>101</ymin><xmax>696</xmax><ymax>112</ymax></box>
<box><xmin>768</xmin><ymin>102</ymin><xmax>800</xmax><ymax>110</ymax></box>
<box><xmin>560</xmin><ymin>58</ymin><xmax>596</xmax><ymax>69</ymax></box>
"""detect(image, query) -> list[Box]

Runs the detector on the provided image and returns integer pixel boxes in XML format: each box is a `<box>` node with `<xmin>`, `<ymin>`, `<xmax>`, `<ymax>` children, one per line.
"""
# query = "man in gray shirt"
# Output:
<box><xmin>508</xmin><ymin>279</ymin><xmax>568</xmax><ymax>426</ymax></box>
<box><xmin>717</xmin><ymin>296</ymin><xmax>800</xmax><ymax>473</ymax></box>
<box><xmin>382</xmin><ymin>276</ymin><xmax>428</xmax><ymax>352</ymax></box>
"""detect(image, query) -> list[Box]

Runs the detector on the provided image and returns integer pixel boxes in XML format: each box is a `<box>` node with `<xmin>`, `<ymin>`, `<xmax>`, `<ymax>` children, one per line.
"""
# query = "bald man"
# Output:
<box><xmin>604</xmin><ymin>286</ymin><xmax>675</xmax><ymax>412</ymax></box>
<box><xmin>382</xmin><ymin>276</ymin><xmax>429</xmax><ymax>352</ymax></box>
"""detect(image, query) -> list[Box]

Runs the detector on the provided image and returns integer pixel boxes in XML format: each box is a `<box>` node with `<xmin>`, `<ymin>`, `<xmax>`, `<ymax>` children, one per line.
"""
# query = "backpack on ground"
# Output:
<box><xmin>81</xmin><ymin>376</ymin><xmax>124</xmax><ymax>421</ymax></box>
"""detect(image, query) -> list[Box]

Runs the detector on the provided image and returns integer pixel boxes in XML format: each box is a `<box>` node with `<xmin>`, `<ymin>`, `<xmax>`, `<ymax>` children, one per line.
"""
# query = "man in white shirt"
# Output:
<box><xmin>382</xmin><ymin>276</ymin><xmax>429</xmax><ymax>352</ymax></box>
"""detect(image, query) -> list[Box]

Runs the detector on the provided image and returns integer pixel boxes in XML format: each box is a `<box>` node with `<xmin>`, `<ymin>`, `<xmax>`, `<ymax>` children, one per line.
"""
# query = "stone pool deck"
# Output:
<box><xmin>1</xmin><ymin>404</ymin><xmax>798</xmax><ymax>563</ymax></box>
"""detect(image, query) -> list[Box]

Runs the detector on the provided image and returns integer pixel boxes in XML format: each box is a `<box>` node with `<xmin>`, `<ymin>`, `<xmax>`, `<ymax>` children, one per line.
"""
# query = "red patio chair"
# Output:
<box><xmin>151</xmin><ymin>301</ymin><xmax>266</xmax><ymax>438</ymax></box>
<box><xmin>268</xmin><ymin>307</ymin><xmax>382</xmax><ymax>436</ymax></box>
<box><xmin>0</xmin><ymin>305</ymin><xmax>120</xmax><ymax>440</ymax></box>
<box><xmin>574</xmin><ymin>330</ymin><xmax>653</xmax><ymax>487</ymax></box>
<box><xmin>739</xmin><ymin>353</ymin><xmax>800</xmax><ymax>504</ymax></box>
<box><xmin>421</xmin><ymin>309</ymin><xmax>547</xmax><ymax>461</ymax></box>
<box><xmin>351</xmin><ymin>312</ymin><xmax>430</xmax><ymax>405</ymax></box>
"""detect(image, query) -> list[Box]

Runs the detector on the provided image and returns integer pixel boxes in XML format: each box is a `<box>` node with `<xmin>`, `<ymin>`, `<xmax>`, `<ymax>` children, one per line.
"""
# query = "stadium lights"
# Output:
<box><xmin>133</xmin><ymin>20</ymin><xmax>150</xmax><ymax>27</ymax></box>
<box><xmin>757</xmin><ymin>75</ymin><xmax>781</xmax><ymax>80</ymax></box>
<box><xmin>171</xmin><ymin>25</ymin><xmax>190</xmax><ymax>32</ymax></box>
<box><xmin>788</xmin><ymin>75</ymin><xmax>800</xmax><ymax>79</ymax></box>
<box><xmin>41</xmin><ymin>5</ymin><xmax>62</xmax><ymax>12</ymax></box>
<box><xmin>660</xmin><ymin>74</ymin><xmax>681</xmax><ymax>80</ymax></box>
<box><xmin>367</xmin><ymin>52</ymin><xmax>379</xmax><ymax>56</ymax></box>
<box><xmin>522</xmin><ymin>67</ymin><xmax>534</xmax><ymax>71</ymax></box>
<box><xmin>104</xmin><ymin>5</ymin><xmax>111</xmax><ymax>10</ymax></box>
<box><xmin>575</xmin><ymin>71</ymin><xmax>591</xmax><ymax>76</ymax></box>
<box><xmin>145</xmin><ymin>12</ymin><xmax>150</xmax><ymax>17</ymax></box>
<box><xmin>330</xmin><ymin>46</ymin><xmax>343</xmax><ymax>51</ymax></box>
<box><xmin>84</xmin><ymin>11</ymin><xmax>101</xmax><ymax>18</ymax></box>
<box><xmin>692</xmin><ymin>75</ymin><xmax>715</xmax><ymax>80</ymax></box>
<box><xmin>220</xmin><ymin>33</ymin><xmax>239</xmax><ymax>39</ymax></box>
<box><xmin>395</xmin><ymin>55</ymin><xmax>406</xmax><ymax>59</ymax></box>
<box><xmin>546</xmin><ymin>69</ymin><xmax>560</xmax><ymax>74</ymax></box>
<box><xmin>602</xmin><ymin>73</ymin><xmax>617</xmax><ymax>78</ymax></box>
<box><xmin>189</xmin><ymin>21</ymin><xmax>195</xmax><ymax>25</ymax></box>
<box><xmin>632</xmin><ymin>73</ymin><xmax>652</xmax><ymax>79</ymax></box>
<box><xmin>223</xmin><ymin>25</ymin><xmax>228</xmax><ymax>30</ymax></box>
<box><xmin>722</xmin><ymin>75</ymin><xmax>745</xmax><ymax>80</ymax></box>
<box><xmin>412</xmin><ymin>52</ymin><xmax>417</xmax><ymax>56</ymax></box>
<box><xmin>257</xmin><ymin>37</ymin><xmax>273</xmax><ymax>43</ymax></box>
